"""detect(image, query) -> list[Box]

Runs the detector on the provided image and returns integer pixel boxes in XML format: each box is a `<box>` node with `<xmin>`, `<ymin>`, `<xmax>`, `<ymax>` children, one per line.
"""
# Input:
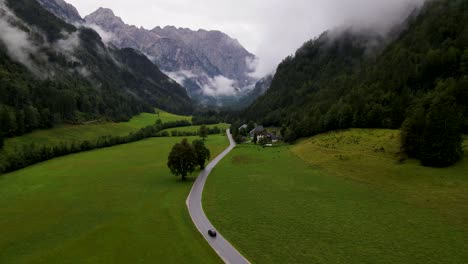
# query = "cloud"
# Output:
<box><xmin>68</xmin><ymin>0</ymin><xmax>426</xmax><ymax>78</ymax></box>
<box><xmin>0</xmin><ymin>1</ymin><xmax>93</xmax><ymax>79</ymax></box>
<box><xmin>76</xmin><ymin>66</ymin><xmax>91</xmax><ymax>77</ymax></box>
<box><xmin>164</xmin><ymin>70</ymin><xmax>238</xmax><ymax>97</ymax></box>
<box><xmin>164</xmin><ymin>70</ymin><xmax>197</xmax><ymax>86</ymax></box>
<box><xmin>0</xmin><ymin>2</ymin><xmax>42</xmax><ymax>74</ymax></box>
<box><xmin>54</xmin><ymin>31</ymin><xmax>81</xmax><ymax>58</ymax></box>
<box><xmin>84</xmin><ymin>23</ymin><xmax>115</xmax><ymax>44</ymax></box>
<box><xmin>202</xmin><ymin>75</ymin><xmax>237</xmax><ymax>97</ymax></box>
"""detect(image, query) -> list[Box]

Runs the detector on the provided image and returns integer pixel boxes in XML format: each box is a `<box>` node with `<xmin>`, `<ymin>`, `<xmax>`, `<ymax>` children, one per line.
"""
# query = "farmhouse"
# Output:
<box><xmin>239</xmin><ymin>124</ymin><xmax>248</xmax><ymax>131</ymax></box>
<box><xmin>249</xmin><ymin>126</ymin><xmax>283</xmax><ymax>143</ymax></box>
<box><xmin>249</xmin><ymin>125</ymin><xmax>264</xmax><ymax>139</ymax></box>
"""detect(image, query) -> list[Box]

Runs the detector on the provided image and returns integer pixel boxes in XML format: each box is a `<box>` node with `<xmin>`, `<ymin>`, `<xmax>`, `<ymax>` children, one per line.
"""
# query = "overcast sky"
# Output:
<box><xmin>67</xmin><ymin>0</ymin><xmax>425</xmax><ymax>76</ymax></box>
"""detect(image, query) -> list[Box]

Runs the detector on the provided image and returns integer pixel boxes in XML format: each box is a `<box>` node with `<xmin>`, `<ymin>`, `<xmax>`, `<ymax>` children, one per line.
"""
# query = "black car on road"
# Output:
<box><xmin>208</xmin><ymin>229</ymin><xmax>217</xmax><ymax>237</ymax></box>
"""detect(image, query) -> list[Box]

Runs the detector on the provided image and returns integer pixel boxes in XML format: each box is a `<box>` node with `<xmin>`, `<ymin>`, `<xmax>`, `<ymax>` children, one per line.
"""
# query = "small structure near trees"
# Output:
<box><xmin>251</xmin><ymin>125</ymin><xmax>282</xmax><ymax>145</ymax></box>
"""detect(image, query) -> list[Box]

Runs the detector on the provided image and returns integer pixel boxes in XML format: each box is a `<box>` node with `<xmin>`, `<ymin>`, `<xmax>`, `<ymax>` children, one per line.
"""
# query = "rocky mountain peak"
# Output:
<box><xmin>85</xmin><ymin>7</ymin><xmax>126</xmax><ymax>30</ymax></box>
<box><xmin>84</xmin><ymin>7</ymin><xmax>258</xmax><ymax>104</ymax></box>
<box><xmin>36</xmin><ymin>0</ymin><xmax>260</xmax><ymax>106</ymax></box>
<box><xmin>36</xmin><ymin>0</ymin><xmax>83</xmax><ymax>24</ymax></box>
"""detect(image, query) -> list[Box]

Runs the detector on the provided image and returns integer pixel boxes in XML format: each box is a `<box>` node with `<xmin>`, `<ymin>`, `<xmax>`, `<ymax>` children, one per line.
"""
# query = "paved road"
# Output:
<box><xmin>186</xmin><ymin>130</ymin><xmax>250</xmax><ymax>264</ymax></box>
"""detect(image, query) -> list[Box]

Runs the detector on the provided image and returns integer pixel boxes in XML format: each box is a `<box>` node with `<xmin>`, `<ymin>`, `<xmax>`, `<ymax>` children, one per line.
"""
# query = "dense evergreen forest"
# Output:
<box><xmin>0</xmin><ymin>0</ymin><xmax>192</xmax><ymax>139</ymax></box>
<box><xmin>243</xmin><ymin>0</ymin><xmax>468</xmax><ymax>166</ymax></box>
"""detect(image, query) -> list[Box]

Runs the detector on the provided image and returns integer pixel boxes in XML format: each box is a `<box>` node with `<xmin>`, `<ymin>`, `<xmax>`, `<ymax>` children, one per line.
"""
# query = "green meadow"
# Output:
<box><xmin>0</xmin><ymin>135</ymin><xmax>227</xmax><ymax>264</ymax></box>
<box><xmin>2</xmin><ymin>110</ymin><xmax>191</xmax><ymax>153</ymax></box>
<box><xmin>204</xmin><ymin>129</ymin><xmax>468</xmax><ymax>264</ymax></box>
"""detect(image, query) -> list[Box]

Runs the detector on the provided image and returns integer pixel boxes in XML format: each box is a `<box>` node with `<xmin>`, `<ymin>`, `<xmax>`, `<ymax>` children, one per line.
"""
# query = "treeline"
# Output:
<box><xmin>192</xmin><ymin>109</ymin><xmax>234</xmax><ymax>125</ymax></box>
<box><xmin>165</xmin><ymin>126</ymin><xmax>223</xmax><ymax>137</ymax></box>
<box><xmin>0</xmin><ymin>119</ymin><xmax>191</xmax><ymax>174</ymax></box>
<box><xmin>192</xmin><ymin>115</ymin><xmax>220</xmax><ymax>126</ymax></box>
<box><xmin>0</xmin><ymin>80</ymin><xmax>150</xmax><ymax>138</ymax></box>
<box><xmin>242</xmin><ymin>0</ymin><xmax>468</xmax><ymax>167</ymax></box>
<box><xmin>401</xmin><ymin>78</ymin><xmax>467</xmax><ymax>167</ymax></box>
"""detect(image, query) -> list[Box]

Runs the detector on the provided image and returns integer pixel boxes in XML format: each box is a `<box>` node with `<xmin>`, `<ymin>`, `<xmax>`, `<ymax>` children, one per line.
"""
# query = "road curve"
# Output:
<box><xmin>186</xmin><ymin>130</ymin><xmax>250</xmax><ymax>264</ymax></box>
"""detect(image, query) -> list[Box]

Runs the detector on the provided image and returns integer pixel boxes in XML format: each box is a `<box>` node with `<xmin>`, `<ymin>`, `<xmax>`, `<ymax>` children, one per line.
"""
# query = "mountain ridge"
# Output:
<box><xmin>36</xmin><ymin>0</ymin><xmax>83</xmax><ymax>24</ymax></box>
<box><xmin>84</xmin><ymin>6</ymin><xmax>257</xmax><ymax>102</ymax></box>
<box><xmin>0</xmin><ymin>0</ymin><xmax>192</xmax><ymax>138</ymax></box>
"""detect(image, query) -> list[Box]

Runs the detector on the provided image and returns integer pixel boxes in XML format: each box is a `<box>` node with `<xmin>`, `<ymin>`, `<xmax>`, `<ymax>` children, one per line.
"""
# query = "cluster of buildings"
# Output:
<box><xmin>238</xmin><ymin>124</ymin><xmax>282</xmax><ymax>144</ymax></box>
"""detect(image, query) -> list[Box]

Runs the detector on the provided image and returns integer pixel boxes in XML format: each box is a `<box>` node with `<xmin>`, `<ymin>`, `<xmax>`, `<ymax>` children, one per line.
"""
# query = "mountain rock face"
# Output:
<box><xmin>84</xmin><ymin>8</ymin><xmax>257</xmax><ymax>103</ymax></box>
<box><xmin>0</xmin><ymin>0</ymin><xmax>192</xmax><ymax>139</ymax></box>
<box><xmin>238</xmin><ymin>74</ymin><xmax>273</xmax><ymax>108</ymax></box>
<box><xmin>36</xmin><ymin>0</ymin><xmax>83</xmax><ymax>24</ymax></box>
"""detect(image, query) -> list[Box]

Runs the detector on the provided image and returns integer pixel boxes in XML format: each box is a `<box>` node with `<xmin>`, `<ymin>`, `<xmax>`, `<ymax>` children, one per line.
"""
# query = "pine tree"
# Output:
<box><xmin>0</xmin><ymin>133</ymin><xmax>4</xmax><ymax>149</ymax></box>
<box><xmin>247</xmin><ymin>121</ymin><xmax>255</xmax><ymax>132</ymax></box>
<box><xmin>284</xmin><ymin>128</ymin><xmax>297</xmax><ymax>143</ymax></box>
<box><xmin>16</xmin><ymin>110</ymin><xmax>26</xmax><ymax>135</ymax></box>
<box><xmin>24</xmin><ymin>106</ymin><xmax>40</xmax><ymax>132</ymax></box>
<box><xmin>401</xmin><ymin>106</ymin><xmax>426</xmax><ymax>158</ymax></box>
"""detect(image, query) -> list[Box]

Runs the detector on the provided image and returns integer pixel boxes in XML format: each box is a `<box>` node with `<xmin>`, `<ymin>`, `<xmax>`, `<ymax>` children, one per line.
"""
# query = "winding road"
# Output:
<box><xmin>186</xmin><ymin>130</ymin><xmax>250</xmax><ymax>264</ymax></box>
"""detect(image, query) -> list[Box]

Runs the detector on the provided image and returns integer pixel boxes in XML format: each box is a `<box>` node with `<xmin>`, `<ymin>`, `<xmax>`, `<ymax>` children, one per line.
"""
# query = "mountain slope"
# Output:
<box><xmin>36</xmin><ymin>0</ymin><xmax>83</xmax><ymax>24</ymax></box>
<box><xmin>84</xmin><ymin>8</ymin><xmax>257</xmax><ymax>101</ymax></box>
<box><xmin>244</xmin><ymin>0</ymin><xmax>468</xmax><ymax>134</ymax></box>
<box><xmin>238</xmin><ymin>74</ymin><xmax>273</xmax><ymax>108</ymax></box>
<box><xmin>0</xmin><ymin>0</ymin><xmax>192</xmax><ymax>138</ymax></box>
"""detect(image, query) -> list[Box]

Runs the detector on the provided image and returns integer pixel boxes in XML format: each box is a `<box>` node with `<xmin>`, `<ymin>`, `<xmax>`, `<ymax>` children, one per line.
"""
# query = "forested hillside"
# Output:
<box><xmin>243</xmin><ymin>0</ymin><xmax>468</xmax><ymax>166</ymax></box>
<box><xmin>0</xmin><ymin>0</ymin><xmax>192</xmax><ymax>139</ymax></box>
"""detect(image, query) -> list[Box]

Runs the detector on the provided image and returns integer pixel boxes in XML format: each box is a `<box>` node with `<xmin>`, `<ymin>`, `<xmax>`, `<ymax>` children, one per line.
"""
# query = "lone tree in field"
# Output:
<box><xmin>167</xmin><ymin>139</ymin><xmax>197</xmax><ymax>180</ymax></box>
<box><xmin>199</xmin><ymin>124</ymin><xmax>208</xmax><ymax>140</ymax></box>
<box><xmin>192</xmin><ymin>139</ymin><xmax>211</xmax><ymax>169</ymax></box>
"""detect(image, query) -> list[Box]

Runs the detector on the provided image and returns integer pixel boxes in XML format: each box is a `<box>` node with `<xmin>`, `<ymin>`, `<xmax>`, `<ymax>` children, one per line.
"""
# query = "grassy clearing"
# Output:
<box><xmin>203</xmin><ymin>129</ymin><xmax>468</xmax><ymax>264</ymax></box>
<box><xmin>3</xmin><ymin>110</ymin><xmax>191</xmax><ymax>152</ymax></box>
<box><xmin>0</xmin><ymin>135</ymin><xmax>227</xmax><ymax>264</ymax></box>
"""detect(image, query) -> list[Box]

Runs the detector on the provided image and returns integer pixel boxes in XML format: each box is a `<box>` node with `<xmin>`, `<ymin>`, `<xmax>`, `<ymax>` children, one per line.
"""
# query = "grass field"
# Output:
<box><xmin>204</xmin><ymin>129</ymin><xmax>468</xmax><ymax>264</ymax></box>
<box><xmin>2</xmin><ymin>110</ymin><xmax>191</xmax><ymax>153</ymax></box>
<box><xmin>0</xmin><ymin>135</ymin><xmax>227</xmax><ymax>264</ymax></box>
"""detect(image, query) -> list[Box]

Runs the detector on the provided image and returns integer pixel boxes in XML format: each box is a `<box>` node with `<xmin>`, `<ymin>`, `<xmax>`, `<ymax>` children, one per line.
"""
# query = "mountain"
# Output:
<box><xmin>84</xmin><ymin>7</ymin><xmax>257</xmax><ymax>103</ymax></box>
<box><xmin>242</xmin><ymin>0</ymin><xmax>468</xmax><ymax>165</ymax></box>
<box><xmin>0</xmin><ymin>0</ymin><xmax>192</xmax><ymax>138</ymax></box>
<box><xmin>243</xmin><ymin>29</ymin><xmax>386</xmax><ymax>126</ymax></box>
<box><xmin>36</xmin><ymin>0</ymin><xmax>83</xmax><ymax>24</ymax></box>
<box><xmin>238</xmin><ymin>74</ymin><xmax>273</xmax><ymax>108</ymax></box>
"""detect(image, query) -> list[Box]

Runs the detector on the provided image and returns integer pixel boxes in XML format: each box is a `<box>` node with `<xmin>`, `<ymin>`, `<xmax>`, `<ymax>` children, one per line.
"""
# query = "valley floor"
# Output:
<box><xmin>0</xmin><ymin>135</ymin><xmax>227</xmax><ymax>264</ymax></box>
<box><xmin>203</xmin><ymin>129</ymin><xmax>468</xmax><ymax>264</ymax></box>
